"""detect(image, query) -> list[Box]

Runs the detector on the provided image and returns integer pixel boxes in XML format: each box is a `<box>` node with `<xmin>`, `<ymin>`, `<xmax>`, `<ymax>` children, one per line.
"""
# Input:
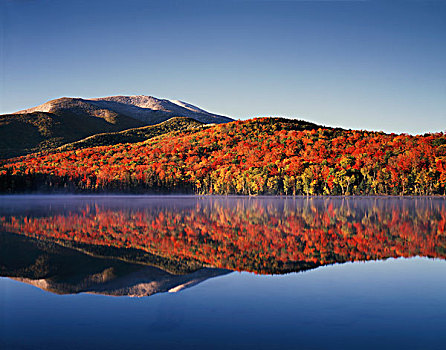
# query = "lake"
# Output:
<box><xmin>1</xmin><ymin>195</ymin><xmax>445</xmax><ymax>349</ymax></box>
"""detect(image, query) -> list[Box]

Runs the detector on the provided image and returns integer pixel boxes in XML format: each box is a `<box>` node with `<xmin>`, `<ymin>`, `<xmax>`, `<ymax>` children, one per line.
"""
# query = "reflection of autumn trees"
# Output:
<box><xmin>1</xmin><ymin>199</ymin><xmax>445</xmax><ymax>274</ymax></box>
<box><xmin>1</xmin><ymin>118</ymin><xmax>445</xmax><ymax>195</ymax></box>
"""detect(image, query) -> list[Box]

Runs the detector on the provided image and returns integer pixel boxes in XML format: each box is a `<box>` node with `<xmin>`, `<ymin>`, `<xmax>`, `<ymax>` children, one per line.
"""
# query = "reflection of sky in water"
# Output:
<box><xmin>1</xmin><ymin>257</ymin><xmax>445</xmax><ymax>350</ymax></box>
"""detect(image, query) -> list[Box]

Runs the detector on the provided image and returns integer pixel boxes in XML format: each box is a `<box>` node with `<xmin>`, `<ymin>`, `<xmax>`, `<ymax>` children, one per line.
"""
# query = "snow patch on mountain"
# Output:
<box><xmin>168</xmin><ymin>99</ymin><xmax>209</xmax><ymax>114</ymax></box>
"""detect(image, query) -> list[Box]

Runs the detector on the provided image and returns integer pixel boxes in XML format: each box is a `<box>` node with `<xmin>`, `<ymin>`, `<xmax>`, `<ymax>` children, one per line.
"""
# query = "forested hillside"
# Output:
<box><xmin>57</xmin><ymin>117</ymin><xmax>205</xmax><ymax>152</ymax></box>
<box><xmin>1</xmin><ymin>118</ymin><xmax>445</xmax><ymax>195</ymax></box>
<box><xmin>0</xmin><ymin>110</ymin><xmax>145</xmax><ymax>159</ymax></box>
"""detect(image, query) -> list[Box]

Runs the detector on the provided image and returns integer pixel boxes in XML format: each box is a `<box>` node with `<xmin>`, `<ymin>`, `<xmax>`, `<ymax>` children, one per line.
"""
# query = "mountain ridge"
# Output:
<box><xmin>15</xmin><ymin>95</ymin><xmax>233</xmax><ymax>124</ymax></box>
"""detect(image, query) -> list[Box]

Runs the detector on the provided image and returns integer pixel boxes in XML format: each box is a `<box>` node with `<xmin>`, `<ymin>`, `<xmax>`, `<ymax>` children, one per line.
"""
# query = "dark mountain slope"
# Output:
<box><xmin>57</xmin><ymin>117</ymin><xmax>206</xmax><ymax>152</ymax></box>
<box><xmin>0</xmin><ymin>108</ymin><xmax>145</xmax><ymax>159</ymax></box>
<box><xmin>0</xmin><ymin>231</ymin><xmax>228</xmax><ymax>296</ymax></box>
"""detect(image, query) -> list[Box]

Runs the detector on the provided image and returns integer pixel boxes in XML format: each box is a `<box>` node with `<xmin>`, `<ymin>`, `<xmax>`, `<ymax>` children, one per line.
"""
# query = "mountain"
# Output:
<box><xmin>0</xmin><ymin>95</ymin><xmax>233</xmax><ymax>158</ymax></box>
<box><xmin>16</xmin><ymin>95</ymin><xmax>232</xmax><ymax>125</ymax></box>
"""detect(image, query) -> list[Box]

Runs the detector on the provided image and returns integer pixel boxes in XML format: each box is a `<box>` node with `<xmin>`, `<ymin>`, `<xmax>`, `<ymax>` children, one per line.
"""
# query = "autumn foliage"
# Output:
<box><xmin>1</xmin><ymin>118</ymin><xmax>445</xmax><ymax>195</ymax></box>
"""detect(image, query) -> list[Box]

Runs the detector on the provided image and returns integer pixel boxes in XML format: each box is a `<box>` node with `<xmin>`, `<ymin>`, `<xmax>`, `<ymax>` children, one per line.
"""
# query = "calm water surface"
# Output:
<box><xmin>0</xmin><ymin>195</ymin><xmax>445</xmax><ymax>349</ymax></box>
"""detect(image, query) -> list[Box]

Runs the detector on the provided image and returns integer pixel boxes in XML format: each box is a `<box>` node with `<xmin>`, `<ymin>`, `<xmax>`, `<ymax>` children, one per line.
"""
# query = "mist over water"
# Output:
<box><xmin>1</xmin><ymin>195</ymin><xmax>445</xmax><ymax>271</ymax></box>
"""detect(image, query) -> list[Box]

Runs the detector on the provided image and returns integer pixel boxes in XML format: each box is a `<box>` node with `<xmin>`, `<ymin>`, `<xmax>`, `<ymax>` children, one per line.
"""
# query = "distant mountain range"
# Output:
<box><xmin>0</xmin><ymin>95</ymin><xmax>233</xmax><ymax>158</ymax></box>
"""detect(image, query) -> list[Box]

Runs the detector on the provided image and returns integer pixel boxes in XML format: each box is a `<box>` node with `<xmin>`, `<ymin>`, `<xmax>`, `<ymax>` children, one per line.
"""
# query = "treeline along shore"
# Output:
<box><xmin>1</xmin><ymin>118</ymin><xmax>445</xmax><ymax>195</ymax></box>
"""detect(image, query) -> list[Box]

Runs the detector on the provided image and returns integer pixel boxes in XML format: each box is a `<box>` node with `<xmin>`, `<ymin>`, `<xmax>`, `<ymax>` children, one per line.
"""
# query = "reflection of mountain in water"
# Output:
<box><xmin>1</xmin><ymin>196</ymin><xmax>445</xmax><ymax>275</ymax></box>
<box><xmin>0</xmin><ymin>232</ymin><xmax>230</xmax><ymax>297</ymax></box>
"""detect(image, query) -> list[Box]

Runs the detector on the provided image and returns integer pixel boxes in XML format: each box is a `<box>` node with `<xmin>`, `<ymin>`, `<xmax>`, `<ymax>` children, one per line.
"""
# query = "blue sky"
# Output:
<box><xmin>1</xmin><ymin>0</ymin><xmax>445</xmax><ymax>134</ymax></box>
